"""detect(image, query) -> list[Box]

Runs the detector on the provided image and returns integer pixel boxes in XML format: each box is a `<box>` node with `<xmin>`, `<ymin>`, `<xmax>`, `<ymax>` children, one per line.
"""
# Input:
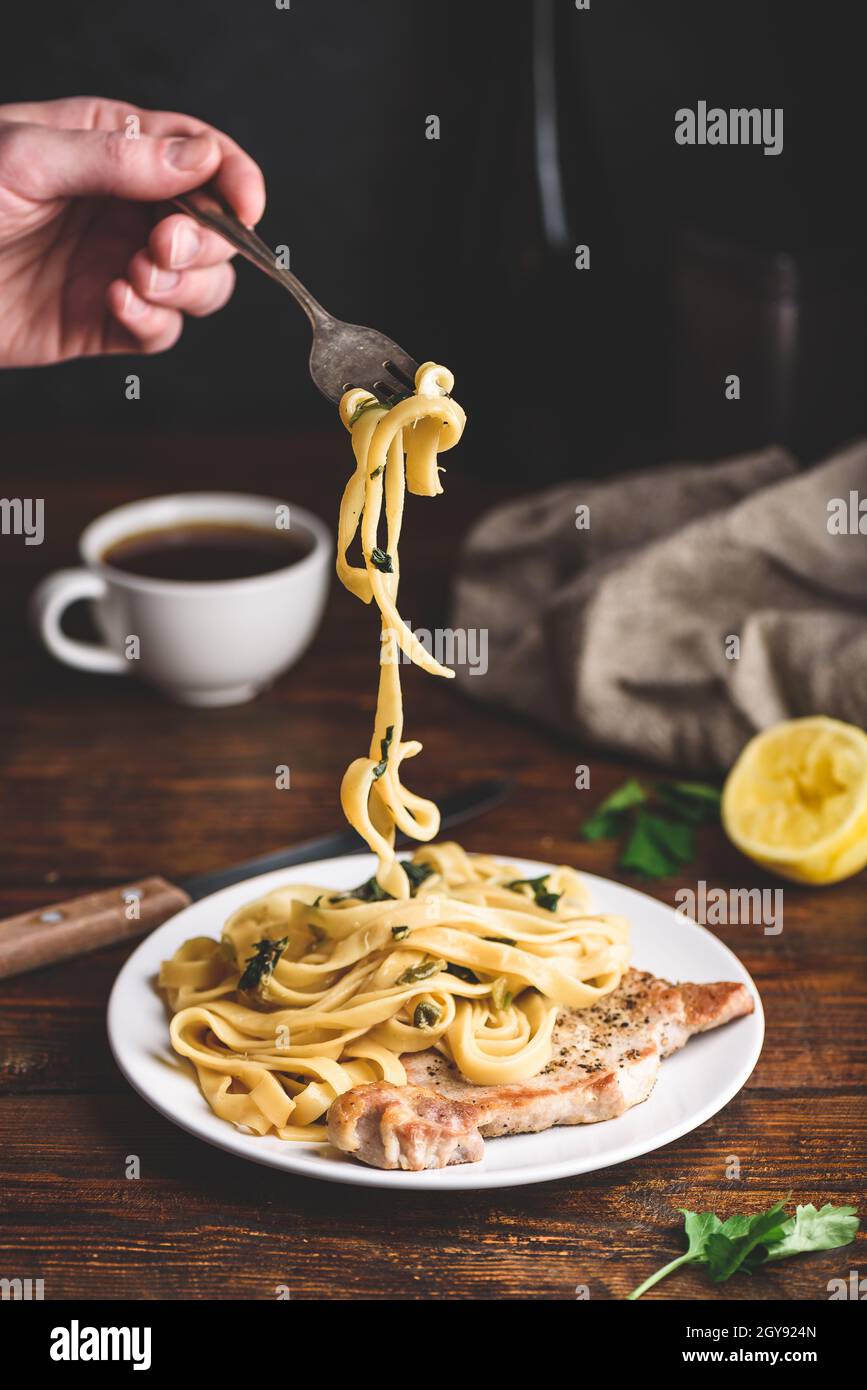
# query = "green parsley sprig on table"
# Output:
<box><xmin>627</xmin><ymin>1197</ymin><xmax>859</xmax><ymax>1299</ymax></box>
<box><xmin>580</xmin><ymin>777</ymin><xmax>722</xmax><ymax>879</ymax></box>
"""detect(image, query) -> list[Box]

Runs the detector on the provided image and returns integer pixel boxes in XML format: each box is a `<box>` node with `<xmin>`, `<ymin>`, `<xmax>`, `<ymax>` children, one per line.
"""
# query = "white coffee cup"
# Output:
<box><xmin>30</xmin><ymin>491</ymin><xmax>332</xmax><ymax>706</ymax></box>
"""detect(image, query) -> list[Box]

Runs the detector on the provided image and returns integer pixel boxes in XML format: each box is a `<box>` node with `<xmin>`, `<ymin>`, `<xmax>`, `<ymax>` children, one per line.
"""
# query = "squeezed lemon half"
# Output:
<box><xmin>722</xmin><ymin>716</ymin><xmax>867</xmax><ymax>884</ymax></box>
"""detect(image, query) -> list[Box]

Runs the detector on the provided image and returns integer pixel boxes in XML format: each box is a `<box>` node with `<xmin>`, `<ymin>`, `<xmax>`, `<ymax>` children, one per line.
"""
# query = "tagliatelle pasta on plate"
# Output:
<box><xmin>160</xmin><ymin>365</ymin><xmax>632</xmax><ymax>1141</ymax></box>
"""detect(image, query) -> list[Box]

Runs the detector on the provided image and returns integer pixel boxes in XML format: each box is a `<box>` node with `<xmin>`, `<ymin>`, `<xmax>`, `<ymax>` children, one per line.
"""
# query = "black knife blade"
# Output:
<box><xmin>177</xmin><ymin>779</ymin><xmax>512</xmax><ymax>901</ymax></box>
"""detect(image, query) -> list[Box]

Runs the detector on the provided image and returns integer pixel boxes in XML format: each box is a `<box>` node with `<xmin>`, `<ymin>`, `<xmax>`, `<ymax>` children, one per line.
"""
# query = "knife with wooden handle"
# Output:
<box><xmin>0</xmin><ymin>780</ymin><xmax>510</xmax><ymax>980</ymax></box>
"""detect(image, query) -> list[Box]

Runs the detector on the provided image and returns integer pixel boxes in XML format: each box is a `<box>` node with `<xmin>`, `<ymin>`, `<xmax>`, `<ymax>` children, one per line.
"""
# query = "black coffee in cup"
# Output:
<box><xmin>102</xmin><ymin>522</ymin><xmax>313</xmax><ymax>582</ymax></box>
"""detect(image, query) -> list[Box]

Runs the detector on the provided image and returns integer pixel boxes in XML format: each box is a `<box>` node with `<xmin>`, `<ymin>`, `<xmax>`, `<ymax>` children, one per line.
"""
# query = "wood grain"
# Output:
<box><xmin>0</xmin><ymin>431</ymin><xmax>864</xmax><ymax>1300</ymax></box>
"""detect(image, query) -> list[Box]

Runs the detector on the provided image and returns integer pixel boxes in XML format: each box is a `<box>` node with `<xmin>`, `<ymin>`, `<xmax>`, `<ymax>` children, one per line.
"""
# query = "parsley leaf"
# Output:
<box><xmin>655</xmin><ymin>780</ymin><xmax>722</xmax><ymax>824</ymax></box>
<box><xmin>627</xmin><ymin>1198</ymin><xmax>860</xmax><ymax>1299</ymax></box>
<box><xmin>580</xmin><ymin>779</ymin><xmax>646</xmax><ymax>841</ymax></box>
<box><xmin>596</xmin><ymin>778</ymin><xmax>648</xmax><ymax>815</ymax></box>
<box><xmin>704</xmin><ymin>1201</ymin><xmax>790</xmax><ymax>1283</ymax></box>
<box><xmin>759</xmin><ymin>1203</ymin><xmax>860</xmax><ymax>1264</ymax></box>
<box><xmin>580</xmin><ymin>777</ymin><xmax>720</xmax><ymax>879</ymax></box>
<box><xmin>580</xmin><ymin>809</ymin><xmax>627</xmax><ymax>842</ymax></box>
<box><xmin>670</xmin><ymin>780</ymin><xmax>723</xmax><ymax>806</ymax></box>
<box><xmin>627</xmin><ymin>1209</ymin><xmax>722</xmax><ymax>1301</ymax></box>
<box><xmin>619</xmin><ymin>810</ymin><xmax>695</xmax><ymax>879</ymax></box>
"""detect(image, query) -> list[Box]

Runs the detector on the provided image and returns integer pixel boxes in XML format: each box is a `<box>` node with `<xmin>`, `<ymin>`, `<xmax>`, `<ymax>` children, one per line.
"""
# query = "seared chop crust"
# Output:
<box><xmin>327</xmin><ymin>969</ymin><xmax>754</xmax><ymax>1170</ymax></box>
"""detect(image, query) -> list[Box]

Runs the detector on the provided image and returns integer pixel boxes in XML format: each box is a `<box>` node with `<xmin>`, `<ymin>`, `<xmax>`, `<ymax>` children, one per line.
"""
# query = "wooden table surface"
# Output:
<box><xmin>1</xmin><ymin>431</ymin><xmax>864</xmax><ymax>1301</ymax></box>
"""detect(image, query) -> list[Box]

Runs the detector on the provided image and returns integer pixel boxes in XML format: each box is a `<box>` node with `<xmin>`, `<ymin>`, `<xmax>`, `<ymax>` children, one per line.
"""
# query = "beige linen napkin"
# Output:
<box><xmin>452</xmin><ymin>440</ymin><xmax>867</xmax><ymax>771</ymax></box>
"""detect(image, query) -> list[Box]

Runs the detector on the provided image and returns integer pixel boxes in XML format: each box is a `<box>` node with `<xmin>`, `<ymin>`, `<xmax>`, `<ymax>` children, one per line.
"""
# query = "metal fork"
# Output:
<box><xmin>172</xmin><ymin>185</ymin><xmax>419</xmax><ymax>405</ymax></box>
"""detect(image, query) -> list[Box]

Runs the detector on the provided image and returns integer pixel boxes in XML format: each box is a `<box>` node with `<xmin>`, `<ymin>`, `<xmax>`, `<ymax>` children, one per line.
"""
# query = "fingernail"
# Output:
<box><xmin>149</xmin><ymin>265</ymin><xmax>181</xmax><ymax>292</ymax></box>
<box><xmin>123</xmin><ymin>286</ymin><xmax>147</xmax><ymax>317</ymax></box>
<box><xmin>169</xmin><ymin>223</ymin><xmax>199</xmax><ymax>267</ymax></box>
<box><xmin>165</xmin><ymin>134</ymin><xmax>215</xmax><ymax>170</ymax></box>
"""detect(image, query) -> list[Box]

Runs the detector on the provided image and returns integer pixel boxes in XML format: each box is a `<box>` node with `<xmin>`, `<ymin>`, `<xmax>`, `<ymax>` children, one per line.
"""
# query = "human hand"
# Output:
<box><xmin>0</xmin><ymin>96</ymin><xmax>265</xmax><ymax>366</ymax></box>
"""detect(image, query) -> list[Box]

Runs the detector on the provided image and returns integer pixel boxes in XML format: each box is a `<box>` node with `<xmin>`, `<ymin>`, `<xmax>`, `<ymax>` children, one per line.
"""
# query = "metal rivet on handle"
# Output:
<box><xmin>39</xmin><ymin>911</ymin><xmax>64</xmax><ymax>923</ymax></box>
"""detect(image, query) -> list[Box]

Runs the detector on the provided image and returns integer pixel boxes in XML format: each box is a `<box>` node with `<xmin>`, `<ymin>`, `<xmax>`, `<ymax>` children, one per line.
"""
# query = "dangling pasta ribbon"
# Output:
<box><xmin>336</xmin><ymin>364</ymin><xmax>467</xmax><ymax>894</ymax></box>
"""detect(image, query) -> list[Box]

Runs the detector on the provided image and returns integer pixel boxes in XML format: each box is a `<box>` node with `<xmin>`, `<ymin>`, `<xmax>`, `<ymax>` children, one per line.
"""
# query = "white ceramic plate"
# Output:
<box><xmin>108</xmin><ymin>854</ymin><xmax>764</xmax><ymax>1190</ymax></box>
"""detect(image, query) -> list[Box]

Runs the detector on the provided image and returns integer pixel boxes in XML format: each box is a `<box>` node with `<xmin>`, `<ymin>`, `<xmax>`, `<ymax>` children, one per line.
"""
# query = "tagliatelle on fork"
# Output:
<box><xmin>335</xmin><ymin>361</ymin><xmax>466</xmax><ymax>897</ymax></box>
<box><xmin>160</xmin><ymin>365</ymin><xmax>632</xmax><ymax>1141</ymax></box>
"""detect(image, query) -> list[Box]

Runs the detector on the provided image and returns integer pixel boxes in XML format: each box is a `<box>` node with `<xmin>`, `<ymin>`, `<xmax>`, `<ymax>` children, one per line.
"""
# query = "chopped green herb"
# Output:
<box><xmin>396</xmin><ymin>957</ymin><xmax>446</xmax><ymax>985</ymax></box>
<box><xmin>329</xmin><ymin>876</ymin><xmax>393</xmax><ymax>904</ymax></box>
<box><xmin>348</xmin><ymin>397</ymin><xmax>388</xmax><ymax>426</ymax></box>
<box><xmin>369</xmin><ymin>464</ymin><xmax>384</xmax><ymax>478</ymax></box>
<box><xmin>413</xmin><ymin>1001</ymin><xmax>441</xmax><ymax>1030</ymax></box>
<box><xmin>490</xmin><ymin>977</ymin><xmax>513</xmax><ymax>1010</ymax></box>
<box><xmin>505</xmin><ymin>874</ymin><xmax>562</xmax><ymax>913</ymax></box>
<box><xmin>445</xmin><ymin>961</ymin><xmax>479</xmax><ymax>984</ymax></box>
<box><xmin>627</xmin><ymin>1198</ymin><xmax>859</xmax><ymax>1300</ymax></box>
<box><xmin>238</xmin><ymin>936</ymin><xmax>289</xmax><ymax>992</ymax></box>
<box><xmin>485</xmin><ymin>935</ymin><xmax>516</xmax><ymax>947</ymax></box>
<box><xmin>404</xmin><ymin>861</ymin><xmax>435</xmax><ymax>895</ymax></box>
<box><xmin>370</xmin><ymin>548</ymin><xmax>393</xmax><ymax>573</ymax></box>
<box><xmin>372</xmin><ymin>725</ymin><xmax>394</xmax><ymax>780</ymax></box>
<box><xmin>391</xmin><ymin>925</ymin><xmax>411</xmax><ymax>941</ymax></box>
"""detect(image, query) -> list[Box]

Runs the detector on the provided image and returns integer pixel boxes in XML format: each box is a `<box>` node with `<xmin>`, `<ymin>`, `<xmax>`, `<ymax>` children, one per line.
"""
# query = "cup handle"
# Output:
<box><xmin>30</xmin><ymin>569</ymin><xmax>129</xmax><ymax>675</ymax></box>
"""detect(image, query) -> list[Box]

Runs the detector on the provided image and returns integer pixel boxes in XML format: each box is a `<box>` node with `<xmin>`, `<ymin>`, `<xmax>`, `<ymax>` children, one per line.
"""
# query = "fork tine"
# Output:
<box><xmin>371</xmin><ymin>371</ymin><xmax>412</xmax><ymax>402</ymax></box>
<box><xmin>383</xmin><ymin>358</ymin><xmax>416</xmax><ymax>391</ymax></box>
<box><xmin>307</xmin><ymin>315</ymin><xmax>421</xmax><ymax>405</ymax></box>
<box><xmin>370</xmin><ymin>382</ymin><xmax>399</xmax><ymax>403</ymax></box>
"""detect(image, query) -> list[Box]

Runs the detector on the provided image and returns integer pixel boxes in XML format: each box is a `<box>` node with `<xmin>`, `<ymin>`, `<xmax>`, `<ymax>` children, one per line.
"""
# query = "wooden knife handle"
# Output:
<box><xmin>0</xmin><ymin>877</ymin><xmax>192</xmax><ymax>980</ymax></box>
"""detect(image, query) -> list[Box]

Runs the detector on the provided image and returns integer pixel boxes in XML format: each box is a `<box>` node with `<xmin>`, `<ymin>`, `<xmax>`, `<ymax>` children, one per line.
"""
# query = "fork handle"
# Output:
<box><xmin>173</xmin><ymin>185</ymin><xmax>329</xmax><ymax>329</ymax></box>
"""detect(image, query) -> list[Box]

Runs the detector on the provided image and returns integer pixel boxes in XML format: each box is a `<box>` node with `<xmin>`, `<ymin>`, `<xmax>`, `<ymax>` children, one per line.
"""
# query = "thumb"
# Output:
<box><xmin>0</xmin><ymin>122</ymin><xmax>222</xmax><ymax>202</ymax></box>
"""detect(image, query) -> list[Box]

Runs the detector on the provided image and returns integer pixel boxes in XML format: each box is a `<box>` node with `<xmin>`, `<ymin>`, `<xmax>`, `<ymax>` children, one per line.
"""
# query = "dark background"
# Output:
<box><xmin>1</xmin><ymin>0</ymin><xmax>865</xmax><ymax>478</ymax></box>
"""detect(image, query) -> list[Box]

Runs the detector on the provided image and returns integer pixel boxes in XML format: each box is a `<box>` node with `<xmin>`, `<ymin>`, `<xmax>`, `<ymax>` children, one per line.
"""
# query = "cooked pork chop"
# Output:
<box><xmin>328</xmin><ymin>969</ymin><xmax>754</xmax><ymax>1170</ymax></box>
<box><xmin>326</xmin><ymin>1083</ymin><xmax>485</xmax><ymax>1171</ymax></box>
